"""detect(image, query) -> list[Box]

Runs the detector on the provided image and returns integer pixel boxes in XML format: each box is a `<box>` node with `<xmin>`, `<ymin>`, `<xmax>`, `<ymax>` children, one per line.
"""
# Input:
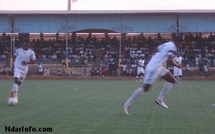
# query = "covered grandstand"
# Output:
<box><xmin>1</xmin><ymin>10</ymin><xmax>215</xmax><ymax>76</ymax></box>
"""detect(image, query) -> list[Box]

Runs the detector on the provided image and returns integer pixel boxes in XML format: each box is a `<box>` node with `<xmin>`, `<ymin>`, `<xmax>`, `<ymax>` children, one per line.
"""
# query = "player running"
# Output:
<box><xmin>9</xmin><ymin>41</ymin><xmax>36</xmax><ymax>102</ymax></box>
<box><xmin>123</xmin><ymin>36</ymin><xmax>182</xmax><ymax>115</ymax></box>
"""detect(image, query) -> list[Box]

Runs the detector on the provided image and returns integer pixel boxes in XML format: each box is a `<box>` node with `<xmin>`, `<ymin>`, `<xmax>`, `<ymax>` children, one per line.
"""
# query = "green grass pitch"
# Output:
<box><xmin>0</xmin><ymin>79</ymin><xmax>215</xmax><ymax>134</ymax></box>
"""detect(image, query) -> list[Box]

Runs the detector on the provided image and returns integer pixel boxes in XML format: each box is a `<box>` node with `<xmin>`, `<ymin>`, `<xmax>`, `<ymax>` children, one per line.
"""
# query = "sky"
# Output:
<box><xmin>0</xmin><ymin>0</ymin><xmax>215</xmax><ymax>10</ymax></box>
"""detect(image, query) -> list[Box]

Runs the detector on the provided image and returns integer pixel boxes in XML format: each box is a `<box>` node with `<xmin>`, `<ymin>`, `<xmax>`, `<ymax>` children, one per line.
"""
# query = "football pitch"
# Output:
<box><xmin>0</xmin><ymin>79</ymin><xmax>215</xmax><ymax>134</ymax></box>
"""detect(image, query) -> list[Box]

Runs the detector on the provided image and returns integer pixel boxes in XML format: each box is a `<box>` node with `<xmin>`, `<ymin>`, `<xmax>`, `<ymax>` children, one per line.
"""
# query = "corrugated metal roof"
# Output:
<box><xmin>0</xmin><ymin>10</ymin><xmax>215</xmax><ymax>15</ymax></box>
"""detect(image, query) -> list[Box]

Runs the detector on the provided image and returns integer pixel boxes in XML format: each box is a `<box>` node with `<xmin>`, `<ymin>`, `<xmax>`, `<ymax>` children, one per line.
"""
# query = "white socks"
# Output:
<box><xmin>11</xmin><ymin>84</ymin><xmax>18</xmax><ymax>98</ymax></box>
<box><xmin>176</xmin><ymin>77</ymin><xmax>181</xmax><ymax>84</ymax></box>
<box><xmin>135</xmin><ymin>76</ymin><xmax>143</xmax><ymax>83</ymax></box>
<box><xmin>125</xmin><ymin>87</ymin><xmax>145</xmax><ymax>106</ymax></box>
<box><xmin>135</xmin><ymin>76</ymin><xmax>139</xmax><ymax>82</ymax></box>
<box><xmin>157</xmin><ymin>82</ymin><xmax>174</xmax><ymax>101</ymax></box>
<box><xmin>125</xmin><ymin>82</ymin><xmax>174</xmax><ymax>108</ymax></box>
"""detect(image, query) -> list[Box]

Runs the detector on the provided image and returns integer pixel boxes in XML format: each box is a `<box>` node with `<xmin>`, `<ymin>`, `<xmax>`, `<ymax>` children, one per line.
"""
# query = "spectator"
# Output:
<box><xmin>62</xmin><ymin>69</ymin><xmax>67</xmax><ymax>76</ymax></box>
<box><xmin>112</xmin><ymin>63</ymin><xmax>118</xmax><ymax>76</ymax></box>
<box><xmin>105</xmin><ymin>64</ymin><xmax>109</xmax><ymax>76</ymax></box>
<box><xmin>213</xmin><ymin>58</ymin><xmax>215</xmax><ymax>67</ymax></box>
<box><xmin>126</xmin><ymin>64</ymin><xmax>132</xmax><ymax>76</ymax></box>
<box><xmin>101</xmin><ymin>67</ymin><xmax>106</xmax><ymax>76</ymax></box>
<box><xmin>52</xmin><ymin>53</ymin><xmax>57</xmax><ymax>62</ymax></box>
<box><xmin>121</xmin><ymin>63</ymin><xmax>127</xmax><ymax>76</ymax></box>
<box><xmin>84</xmin><ymin>58</ymin><xmax>88</xmax><ymax>66</ymax></box>
<box><xmin>108</xmin><ymin>64</ymin><xmax>114</xmax><ymax>76</ymax></box>
<box><xmin>199</xmin><ymin>60</ymin><xmax>204</xmax><ymax>75</ymax></box>
<box><xmin>96</xmin><ymin>68</ymin><xmax>100</xmax><ymax>76</ymax></box>
<box><xmin>56</xmin><ymin>70</ymin><xmax>62</xmax><ymax>76</ymax></box>
<box><xmin>8</xmin><ymin>67</ymin><xmax>14</xmax><ymax>76</ymax></box>
<box><xmin>38</xmin><ymin>63</ymin><xmax>43</xmax><ymax>75</ymax></box>
<box><xmin>43</xmin><ymin>66</ymin><xmax>50</xmax><ymax>76</ymax></box>
<box><xmin>185</xmin><ymin>63</ymin><xmax>190</xmax><ymax>76</ymax></box>
<box><xmin>69</xmin><ymin>71</ymin><xmax>75</xmax><ymax>76</ymax></box>
<box><xmin>204</xmin><ymin>63</ymin><xmax>209</xmax><ymax>77</ymax></box>
<box><xmin>90</xmin><ymin>67</ymin><xmax>96</xmax><ymax>76</ymax></box>
<box><xmin>83</xmin><ymin>68</ymin><xmax>87</xmax><ymax>76</ymax></box>
<box><xmin>195</xmin><ymin>56</ymin><xmax>199</xmax><ymax>67</ymax></box>
<box><xmin>0</xmin><ymin>66</ymin><xmax>6</xmax><ymax>75</ymax></box>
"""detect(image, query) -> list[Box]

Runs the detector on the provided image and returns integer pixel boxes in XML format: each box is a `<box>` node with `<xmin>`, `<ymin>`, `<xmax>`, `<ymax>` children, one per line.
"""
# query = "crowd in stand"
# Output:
<box><xmin>1</xmin><ymin>33</ymin><xmax>215</xmax><ymax>76</ymax></box>
<box><xmin>31</xmin><ymin>38</ymin><xmax>96</xmax><ymax>66</ymax></box>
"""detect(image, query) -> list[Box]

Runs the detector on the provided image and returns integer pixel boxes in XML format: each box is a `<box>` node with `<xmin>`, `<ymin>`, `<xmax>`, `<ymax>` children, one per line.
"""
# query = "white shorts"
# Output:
<box><xmin>137</xmin><ymin>68</ymin><xmax>144</xmax><ymax>75</ymax></box>
<box><xmin>174</xmin><ymin>68</ymin><xmax>182</xmax><ymax>76</ymax></box>
<box><xmin>14</xmin><ymin>67</ymin><xmax>28</xmax><ymax>82</ymax></box>
<box><xmin>144</xmin><ymin>66</ymin><xmax>169</xmax><ymax>85</ymax></box>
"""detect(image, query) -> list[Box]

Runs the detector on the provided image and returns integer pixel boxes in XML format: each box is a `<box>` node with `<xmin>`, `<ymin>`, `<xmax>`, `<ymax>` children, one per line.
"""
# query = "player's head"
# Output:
<box><xmin>172</xmin><ymin>36</ymin><xmax>183</xmax><ymax>48</ymax></box>
<box><xmin>23</xmin><ymin>42</ymin><xmax>29</xmax><ymax>50</ymax></box>
<box><xmin>176</xmin><ymin>52</ymin><xmax>180</xmax><ymax>57</ymax></box>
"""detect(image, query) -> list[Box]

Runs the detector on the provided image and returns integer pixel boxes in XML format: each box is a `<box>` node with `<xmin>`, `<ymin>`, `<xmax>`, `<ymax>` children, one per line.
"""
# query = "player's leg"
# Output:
<box><xmin>139</xmin><ymin>69</ymin><xmax>144</xmax><ymax>83</ymax></box>
<box><xmin>174</xmin><ymin>76</ymin><xmax>179</xmax><ymax>87</ymax></box>
<box><xmin>9</xmin><ymin>77</ymin><xmax>19</xmax><ymax>98</ymax></box>
<box><xmin>156</xmin><ymin>68</ymin><xmax>176</xmax><ymax>108</ymax></box>
<box><xmin>173</xmin><ymin>68</ymin><xmax>177</xmax><ymax>78</ymax></box>
<box><xmin>135</xmin><ymin>75</ymin><xmax>139</xmax><ymax>83</ymax></box>
<box><xmin>136</xmin><ymin>68</ymin><xmax>140</xmax><ymax>83</ymax></box>
<box><xmin>123</xmin><ymin>84</ymin><xmax>151</xmax><ymax>115</ymax></box>
<box><xmin>14</xmin><ymin>77</ymin><xmax>25</xmax><ymax>100</ymax></box>
<box><xmin>176</xmin><ymin>69</ymin><xmax>182</xmax><ymax>85</ymax></box>
<box><xmin>176</xmin><ymin>75</ymin><xmax>181</xmax><ymax>86</ymax></box>
<box><xmin>139</xmin><ymin>73</ymin><xmax>144</xmax><ymax>83</ymax></box>
<box><xmin>123</xmin><ymin>69</ymin><xmax>157</xmax><ymax>115</ymax></box>
<box><xmin>10</xmin><ymin>68</ymin><xmax>26</xmax><ymax>99</ymax></box>
<box><xmin>141</xmin><ymin>69</ymin><xmax>145</xmax><ymax>83</ymax></box>
<box><xmin>10</xmin><ymin>67</ymin><xmax>19</xmax><ymax>98</ymax></box>
<box><xmin>173</xmin><ymin>68</ymin><xmax>178</xmax><ymax>86</ymax></box>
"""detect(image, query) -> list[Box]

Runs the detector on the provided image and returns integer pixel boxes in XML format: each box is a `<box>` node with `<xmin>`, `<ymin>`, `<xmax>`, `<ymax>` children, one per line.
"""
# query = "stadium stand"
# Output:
<box><xmin>1</xmin><ymin>33</ymin><xmax>215</xmax><ymax>77</ymax></box>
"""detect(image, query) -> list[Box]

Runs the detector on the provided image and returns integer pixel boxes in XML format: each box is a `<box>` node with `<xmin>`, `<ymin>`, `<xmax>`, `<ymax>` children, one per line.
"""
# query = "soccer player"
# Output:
<box><xmin>173</xmin><ymin>52</ymin><xmax>183</xmax><ymax>86</ymax></box>
<box><xmin>9</xmin><ymin>41</ymin><xmax>36</xmax><ymax>101</ymax></box>
<box><xmin>123</xmin><ymin>36</ymin><xmax>182</xmax><ymax>115</ymax></box>
<box><xmin>135</xmin><ymin>56</ymin><xmax>145</xmax><ymax>83</ymax></box>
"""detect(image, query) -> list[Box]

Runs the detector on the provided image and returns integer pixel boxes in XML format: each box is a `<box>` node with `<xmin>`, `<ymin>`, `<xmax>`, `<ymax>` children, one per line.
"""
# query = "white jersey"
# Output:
<box><xmin>137</xmin><ymin>59</ymin><xmax>144</xmax><ymax>70</ymax></box>
<box><xmin>173</xmin><ymin>56</ymin><xmax>182</xmax><ymax>64</ymax></box>
<box><xmin>38</xmin><ymin>64</ymin><xmax>43</xmax><ymax>72</ymax></box>
<box><xmin>146</xmin><ymin>41</ymin><xmax>176</xmax><ymax>71</ymax></box>
<box><xmin>122</xmin><ymin>64</ymin><xmax>127</xmax><ymax>71</ymax></box>
<box><xmin>14</xmin><ymin>48</ymin><xmax>36</xmax><ymax>70</ymax></box>
<box><xmin>179</xmin><ymin>56</ymin><xmax>182</xmax><ymax>64</ymax></box>
<box><xmin>173</xmin><ymin>56</ymin><xmax>182</xmax><ymax>70</ymax></box>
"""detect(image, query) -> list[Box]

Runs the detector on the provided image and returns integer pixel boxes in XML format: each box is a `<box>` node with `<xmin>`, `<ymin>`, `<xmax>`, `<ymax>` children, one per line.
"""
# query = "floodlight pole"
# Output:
<box><xmin>10</xmin><ymin>14</ymin><xmax>14</xmax><ymax>68</ymax></box>
<box><xmin>67</xmin><ymin>0</ymin><xmax>71</xmax><ymax>11</ymax></box>
<box><xmin>65</xmin><ymin>14</ymin><xmax>69</xmax><ymax>69</ymax></box>
<box><xmin>176</xmin><ymin>13</ymin><xmax>179</xmax><ymax>36</ymax></box>
<box><xmin>119</xmin><ymin>33</ymin><xmax>122</xmax><ymax>77</ymax></box>
<box><xmin>176</xmin><ymin>13</ymin><xmax>180</xmax><ymax>52</ymax></box>
<box><xmin>118</xmin><ymin>14</ymin><xmax>122</xmax><ymax>77</ymax></box>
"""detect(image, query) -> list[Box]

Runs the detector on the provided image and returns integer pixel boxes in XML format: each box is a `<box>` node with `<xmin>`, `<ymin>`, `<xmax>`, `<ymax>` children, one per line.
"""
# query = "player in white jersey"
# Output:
<box><xmin>173</xmin><ymin>53</ymin><xmax>182</xmax><ymax>86</ymax></box>
<box><xmin>9</xmin><ymin>42</ymin><xmax>36</xmax><ymax>102</ymax></box>
<box><xmin>136</xmin><ymin>56</ymin><xmax>145</xmax><ymax>83</ymax></box>
<box><xmin>123</xmin><ymin>36</ymin><xmax>182</xmax><ymax>115</ymax></box>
